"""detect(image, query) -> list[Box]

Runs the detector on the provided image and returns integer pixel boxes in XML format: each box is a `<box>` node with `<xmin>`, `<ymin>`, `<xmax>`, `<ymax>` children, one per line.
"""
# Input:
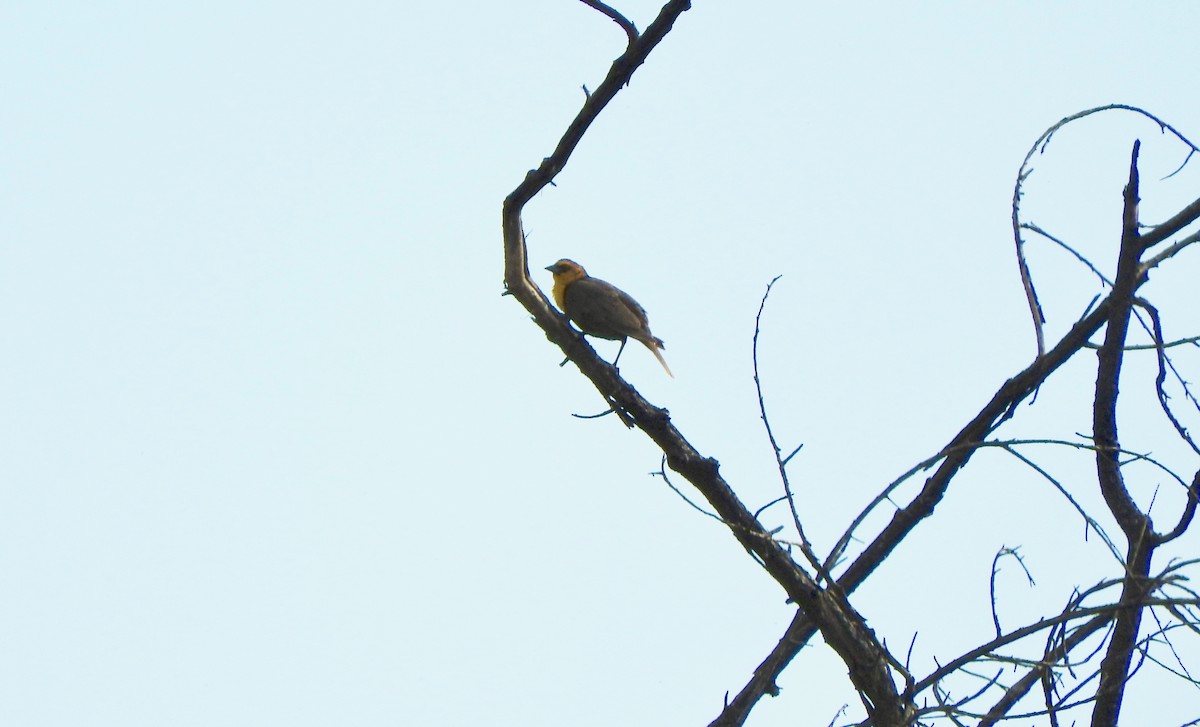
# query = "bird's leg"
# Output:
<box><xmin>612</xmin><ymin>338</ymin><xmax>629</xmax><ymax>368</ymax></box>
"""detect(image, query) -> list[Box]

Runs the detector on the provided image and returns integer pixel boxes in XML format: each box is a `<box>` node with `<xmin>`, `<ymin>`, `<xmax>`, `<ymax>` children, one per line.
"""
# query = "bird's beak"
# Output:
<box><xmin>545</xmin><ymin>264</ymin><xmax>560</xmax><ymax>273</ymax></box>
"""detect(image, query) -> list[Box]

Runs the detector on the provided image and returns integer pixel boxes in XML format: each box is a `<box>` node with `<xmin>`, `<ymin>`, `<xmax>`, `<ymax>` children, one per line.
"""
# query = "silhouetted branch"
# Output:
<box><xmin>1159</xmin><ymin>468</ymin><xmax>1200</xmax><ymax>544</ymax></box>
<box><xmin>1092</xmin><ymin>142</ymin><xmax>1150</xmax><ymax>537</ymax></box>
<box><xmin>578</xmin><ymin>0</ymin><xmax>639</xmax><ymax>46</ymax></box>
<box><xmin>990</xmin><ymin>547</ymin><xmax>1036</xmax><ymax>638</ymax></box>
<box><xmin>713</xmin><ymin>116</ymin><xmax>1200</xmax><ymax>726</ymax></box>
<box><xmin>503</xmin><ymin>12</ymin><xmax>1200</xmax><ymax>721</ymax></box>
<box><xmin>994</xmin><ymin>442</ymin><xmax>1124</xmax><ymax>563</ymax></box>
<box><xmin>655</xmin><ymin>456</ymin><xmax>723</xmax><ymax>522</ymax></box>
<box><xmin>505</xmin><ymin>6</ymin><xmax>917</xmax><ymax>723</ymax></box>
<box><xmin>1141</xmin><ymin>228</ymin><xmax>1200</xmax><ymax>272</ymax></box>
<box><xmin>1021</xmin><ymin>221</ymin><xmax>1114</xmax><ymax>286</ymax></box>
<box><xmin>1011</xmin><ymin>104</ymin><xmax>1199</xmax><ymax>357</ymax></box>
<box><xmin>1139</xmin><ymin>297</ymin><xmax>1200</xmax><ymax>456</ymax></box>
<box><xmin>1090</xmin><ymin>141</ymin><xmax>1160</xmax><ymax>727</ymax></box>
<box><xmin>1140</xmin><ymin>195</ymin><xmax>1200</xmax><ymax>248</ymax></box>
<box><xmin>751</xmin><ymin>276</ymin><xmax>826</xmax><ymax>578</ymax></box>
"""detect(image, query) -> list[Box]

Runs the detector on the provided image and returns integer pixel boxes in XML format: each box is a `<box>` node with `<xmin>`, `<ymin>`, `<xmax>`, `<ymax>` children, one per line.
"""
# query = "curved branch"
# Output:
<box><xmin>1093</xmin><ymin>141</ymin><xmax>1151</xmax><ymax>539</ymax></box>
<box><xmin>1159</xmin><ymin>468</ymin><xmax>1200</xmax><ymax>544</ymax></box>
<box><xmin>1011</xmin><ymin>104</ymin><xmax>1199</xmax><ymax>357</ymax></box>
<box><xmin>994</xmin><ymin>442</ymin><xmax>1124</xmax><ymax>564</ymax></box>
<box><xmin>1139</xmin><ymin>297</ymin><xmax>1200</xmax><ymax>458</ymax></box>
<box><xmin>578</xmin><ymin>0</ymin><xmax>639</xmax><ymax>46</ymax></box>
<box><xmin>502</xmin><ymin>0</ymin><xmax>692</xmax><ymax>420</ymax></box>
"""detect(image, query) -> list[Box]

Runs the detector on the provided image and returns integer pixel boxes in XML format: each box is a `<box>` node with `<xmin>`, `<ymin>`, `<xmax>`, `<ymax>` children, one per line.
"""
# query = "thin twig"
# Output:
<box><xmin>1140</xmin><ymin>229</ymin><xmax>1200</xmax><ymax>273</ymax></box>
<box><xmin>990</xmin><ymin>547</ymin><xmax>1036</xmax><ymax>639</ymax></box>
<box><xmin>655</xmin><ymin>456</ymin><xmax>724</xmax><ymax>522</ymax></box>
<box><xmin>1138</xmin><ymin>297</ymin><xmax>1200</xmax><ymax>456</ymax></box>
<box><xmin>751</xmin><ymin>276</ymin><xmax>822</xmax><ymax>573</ymax></box>
<box><xmin>1021</xmin><ymin>221</ymin><xmax>1115</xmax><ymax>287</ymax></box>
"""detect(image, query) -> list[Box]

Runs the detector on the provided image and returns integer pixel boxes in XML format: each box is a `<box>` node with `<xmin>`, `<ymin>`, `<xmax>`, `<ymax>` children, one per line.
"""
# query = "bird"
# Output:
<box><xmin>545</xmin><ymin>258</ymin><xmax>673</xmax><ymax>377</ymax></box>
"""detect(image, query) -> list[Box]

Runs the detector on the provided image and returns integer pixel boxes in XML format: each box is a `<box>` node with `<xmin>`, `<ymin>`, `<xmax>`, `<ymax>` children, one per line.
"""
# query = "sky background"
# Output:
<box><xmin>3</xmin><ymin>2</ymin><xmax>1200</xmax><ymax>725</ymax></box>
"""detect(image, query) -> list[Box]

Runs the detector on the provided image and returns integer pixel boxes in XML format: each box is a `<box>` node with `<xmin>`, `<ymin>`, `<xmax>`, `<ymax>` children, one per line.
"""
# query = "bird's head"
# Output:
<box><xmin>545</xmin><ymin>259</ymin><xmax>588</xmax><ymax>283</ymax></box>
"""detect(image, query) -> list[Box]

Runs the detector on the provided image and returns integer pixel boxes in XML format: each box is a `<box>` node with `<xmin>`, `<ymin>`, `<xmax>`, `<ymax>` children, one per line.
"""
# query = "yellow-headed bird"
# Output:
<box><xmin>545</xmin><ymin>259</ymin><xmax>673</xmax><ymax>377</ymax></box>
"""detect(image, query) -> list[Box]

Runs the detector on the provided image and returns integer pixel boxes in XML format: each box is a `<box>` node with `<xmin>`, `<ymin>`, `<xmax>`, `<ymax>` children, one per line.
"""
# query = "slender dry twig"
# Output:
<box><xmin>990</xmin><ymin>547</ymin><xmax>1036</xmax><ymax>638</ymax></box>
<box><xmin>655</xmin><ymin>456</ymin><xmax>723</xmax><ymax>522</ymax></box>
<box><xmin>1138</xmin><ymin>297</ymin><xmax>1200</xmax><ymax>456</ymax></box>
<box><xmin>993</xmin><ymin>442</ymin><xmax>1125</xmax><ymax>563</ymax></box>
<box><xmin>751</xmin><ymin>276</ymin><xmax>824</xmax><ymax>576</ymax></box>
<box><xmin>1022</xmin><ymin>221</ymin><xmax>1115</xmax><ymax>287</ymax></box>
<box><xmin>1141</xmin><ymin>229</ymin><xmax>1200</xmax><ymax>273</ymax></box>
<box><xmin>1159</xmin><ymin>468</ymin><xmax>1200</xmax><ymax>544</ymax></box>
<box><xmin>1144</xmin><ymin>608</ymin><xmax>1200</xmax><ymax>687</ymax></box>
<box><xmin>751</xmin><ymin>277</ymin><xmax>803</xmax><ymax>536</ymax></box>
<box><xmin>1085</xmin><ymin>334</ymin><xmax>1200</xmax><ymax>351</ymax></box>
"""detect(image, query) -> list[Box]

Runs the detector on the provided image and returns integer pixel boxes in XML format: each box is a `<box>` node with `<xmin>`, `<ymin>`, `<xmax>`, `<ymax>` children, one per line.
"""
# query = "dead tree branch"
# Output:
<box><xmin>504</xmin><ymin>4</ymin><xmax>911</xmax><ymax>725</ymax></box>
<box><xmin>503</xmin><ymin>12</ymin><xmax>1200</xmax><ymax>723</ymax></box>
<box><xmin>578</xmin><ymin>0</ymin><xmax>639</xmax><ymax>47</ymax></box>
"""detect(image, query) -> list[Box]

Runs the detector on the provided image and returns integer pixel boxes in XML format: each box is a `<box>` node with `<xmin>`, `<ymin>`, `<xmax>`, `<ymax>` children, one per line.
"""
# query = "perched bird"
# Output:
<box><xmin>545</xmin><ymin>258</ymin><xmax>673</xmax><ymax>377</ymax></box>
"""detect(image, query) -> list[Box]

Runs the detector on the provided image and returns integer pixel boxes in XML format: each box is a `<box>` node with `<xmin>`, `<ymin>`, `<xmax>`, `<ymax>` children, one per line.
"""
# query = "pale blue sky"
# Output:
<box><xmin>3</xmin><ymin>2</ymin><xmax>1199</xmax><ymax>725</ymax></box>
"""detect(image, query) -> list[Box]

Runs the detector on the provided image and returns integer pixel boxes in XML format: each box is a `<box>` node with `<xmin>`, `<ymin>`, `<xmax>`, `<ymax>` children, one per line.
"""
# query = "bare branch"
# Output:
<box><xmin>655</xmin><ymin>456</ymin><xmax>724</xmax><ymax>522</ymax></box>
<box><xmin>916</xmin><ymin>601</ymin><xmax>1125</xmax><ymax>699</ymax></box>
<box><xmin>578</xmin><ymin>0</ymin><xmax>639</xmax><ymax>46</ymax></box>
<box><xmin>994</xmin><ymin>442</ymin><xmax>1124</xmax><ymax>563</ymax></box>
<box><xmin>975</xmin><ymin>595</ymin><xmax>1200</xmax><ymax>724</ymax></box>
<box><xmin>1141</xmin><ymin>195</ymin><xmax>1200</xmax><ymax>248</ymax></box>
<box><xmin>504</xmin><ymin>0</ymin><xmax>692</xmax><ymax>324</ymax></box>
<box><xmin>1090</xmin><ymin>141</ymin><xmax>1160</xmax><ymax>727</ymax></box>
<box><xmin>1011</xmin><ymin>104</ymin><xmax>1199</xmax><ymax>357</ymax></box>
<box><xmin>1141</xmin><ymin>228</ymin><xmax>1200</xmax><ymax>273</ymax></box>
<box><xmin>990</xmin><ymin>547</ymin><xmax>1036</xmax><ymax>638</ymax></box>
<box><xmin>719</xmin><ymin>291</ymin><xmax>1115</xmax><ymax>720</ymax></box>
<box><xmin>1022</xmin><ymin>221</ymin><xmax>1114</xmax><ymax>287</ymax></box>
<box><xmin>1138</xmin><ymin>297</ymin><xmax>1200</xmax><ymax>457</ymax></box>
<box><xmin>751</xmin><ymin>275</ymin><xmax>826</xmax><ymax>578</ymax></box>
<box><xmin>1093</xmin><ymin>141</ymin><xmax>1152</xmax><ymax>538</ymax></box>
<box><xmin>1084</xmin><ymin>334</ymin><xmax>1200</xmax><ymax>351</ymax></box>
<box><xmin>506</xmin><ymin>12</ymin><xmax>1200</xmax><ymax>719</ymax></box>
<box><xmin>839</xmin><ymin>297</ymin><xmax>1114</xmax><ymax>590</ymax></box>
<box><xmin>505</xmin><ymin>7</ymin><xmax>916</xmax><ymax>723</ymax></box>
<box><xmin>1159</xmin><ymin>468</ymin><xmax>1200</xmax><ymax>544</ymax></box>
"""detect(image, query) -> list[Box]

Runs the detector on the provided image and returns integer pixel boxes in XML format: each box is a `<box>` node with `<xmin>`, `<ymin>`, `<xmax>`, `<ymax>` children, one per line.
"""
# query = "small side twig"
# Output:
<box><xmin>655</xmin><ymin>456</ymin><xmax>724</xmax><ymax>522</ymax></box>
<box><xmin>990</xmin><ymin>547</ymin><xmax>1036</xmax><ymax>639</ymax></box>
<box><xmin>1137</xmin><ymin>297</ymin><xmax>1200</xmax><ymax>456</ymax></box>
<box><xmin>1021</xmin><ymin>222</ymin><xmax>1114</xmax><ymax>287</ymax></box>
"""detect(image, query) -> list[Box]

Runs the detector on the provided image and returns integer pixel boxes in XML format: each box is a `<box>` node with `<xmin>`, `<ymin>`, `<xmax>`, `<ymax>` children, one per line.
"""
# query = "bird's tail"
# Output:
<box><xmin>642</xmin><ymin>337</ymin><xmax>673</xmax><ymax>378</ymax></box>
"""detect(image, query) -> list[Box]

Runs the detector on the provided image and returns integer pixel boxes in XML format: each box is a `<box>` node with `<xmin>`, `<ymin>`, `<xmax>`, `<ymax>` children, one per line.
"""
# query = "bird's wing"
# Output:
<box><xmin>565</xmin><ymin>278</ymin><xmax>649</xmax><ymax>340</ymax></box>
